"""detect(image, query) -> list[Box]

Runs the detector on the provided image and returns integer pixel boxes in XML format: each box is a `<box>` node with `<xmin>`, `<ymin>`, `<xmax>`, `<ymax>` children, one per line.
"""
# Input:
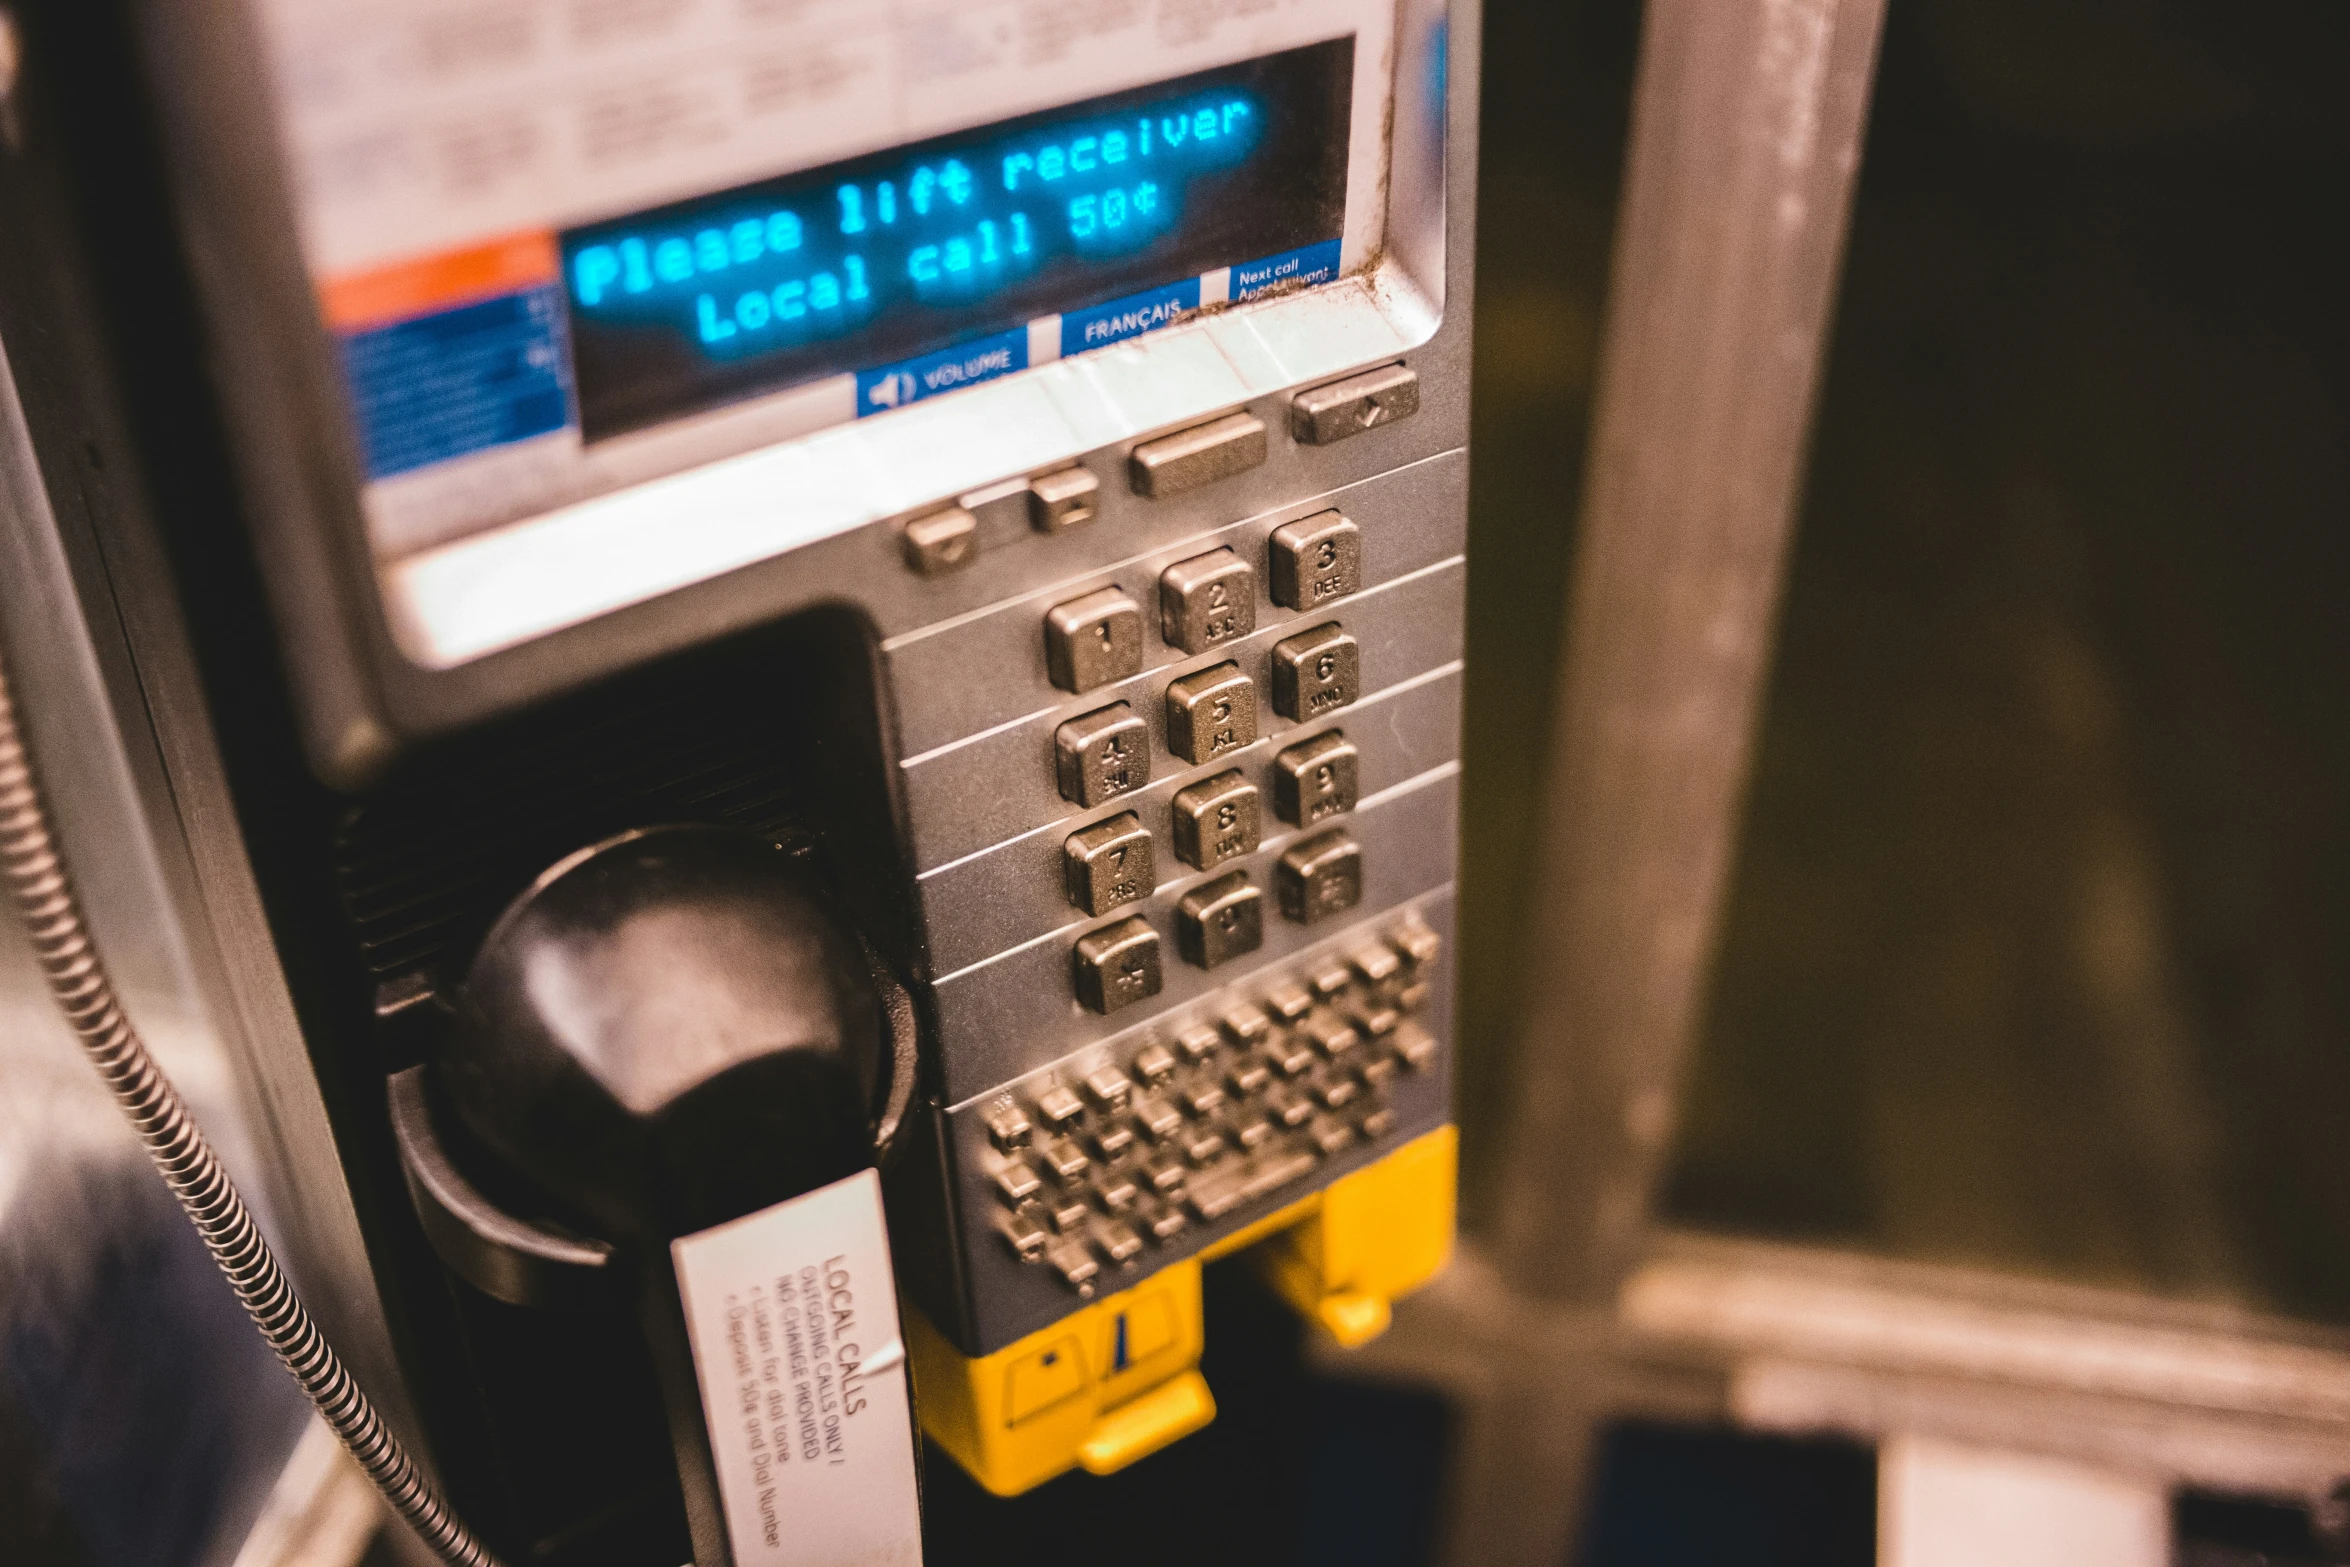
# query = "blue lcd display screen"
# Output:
<box><xmin>560</xmin><ymin>38</ymin><xmax>1353</xmax><ymax>440</ymax></box>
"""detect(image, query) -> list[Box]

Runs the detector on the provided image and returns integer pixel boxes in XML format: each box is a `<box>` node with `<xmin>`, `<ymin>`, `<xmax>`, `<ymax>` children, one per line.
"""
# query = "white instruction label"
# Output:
<box><xmin>672</xmin><ymin>1170</ymin><xmax>924</xmax><ymax>1567</ymax></box>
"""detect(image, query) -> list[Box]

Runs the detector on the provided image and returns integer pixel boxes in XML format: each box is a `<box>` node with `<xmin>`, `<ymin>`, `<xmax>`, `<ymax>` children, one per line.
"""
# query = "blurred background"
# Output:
<box><xmin>5</xmin><ymin>0</ymin><xmax>2348</xmax><ymax>1563</ymax></box>
<box><xmin>1657</xmin><ymin>0</ymin><xmax>2350</xmax><ymax>1325</ymax></box>
<box><xmin>1462</xmin><ymin>0</ymin><xmax>2350</xmax><ymax>1557</ymax></box>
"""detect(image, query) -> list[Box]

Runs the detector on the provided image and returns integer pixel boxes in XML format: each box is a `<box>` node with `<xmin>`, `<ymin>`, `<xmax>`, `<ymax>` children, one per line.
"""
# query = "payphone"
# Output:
<box><xmin>0</xmin><ymin>0</ymin><xmax>1476</xmax><ymax>1561</ymax></box>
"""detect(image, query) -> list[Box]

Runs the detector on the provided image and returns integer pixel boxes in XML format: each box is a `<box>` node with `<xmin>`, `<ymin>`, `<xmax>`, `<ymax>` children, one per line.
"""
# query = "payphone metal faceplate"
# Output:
<box><xmin>148</xmin><ymin>0</ymin><xmax>1471</xmax><ymax>1393</ymax></box>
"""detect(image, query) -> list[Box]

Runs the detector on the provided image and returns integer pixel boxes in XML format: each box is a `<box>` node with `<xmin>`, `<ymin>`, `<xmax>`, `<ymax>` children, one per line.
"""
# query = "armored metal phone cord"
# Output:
<box><xmin>0</xmin><ymin>649</ymin><xmax>506</xmax><ymax>1567</ymax></box>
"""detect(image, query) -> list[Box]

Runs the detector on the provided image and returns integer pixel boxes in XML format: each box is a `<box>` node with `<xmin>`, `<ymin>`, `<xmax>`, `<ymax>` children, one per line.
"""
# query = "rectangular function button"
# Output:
<box><xmin>1097</xmin><ymin>1172</ymin><xmax>1139</xmax><ymax>1210</ymax></box>
<box><xmin>1170</xmin><ymin>770</ymin><xmax>1261</xmax><ymax>872</ymax></box>
<box><xmin>995</xmin><ymin>1162</ymin><xmax>1043</xmax><ymax>1204</ymax></box>
<box><xmin>1266</xmin><ymin>1035</ymin><xmax>1315</xmax><ymax>1078</ymax></box>
<box><xmin>1302</xmin><ymin>1010</ymin><xmax>1360</xmax><ymax>1058</ymax></box>
<box><xmin>1038</xmin><ymin>1137</ymin><xmax>1091</xmax><ymax>1183</ymax></box>
<box><xmin>1266</xmin><ymin>981</ymin><xmax>1313</xmax><ymax>1022</ymax></box>
<box><xmin>1277</xmin><ymin>829</ymin><xmax>1363</xmax><ymax>924</ymax></box>
<box><xmin>1054</xmin><ymin>704</ymin><xmax>1151</xmax><ymax>807</ymax></box>
<box><xmin>1159</xmin><ymin>548</ymin><xmax>1257</xmax><ymax>654</ymax></box>
<box><xmin>1182</xmin><ymin>1078</ymin><xmax>1227</xmax><ymax>1119</ymax></box>
<box><xmin>1186</xmin><ymin>1146</ymin><xmax>1319</xmax><ymax>1224</ymax></box>
<box><xmin>902</xmin><ymin>506</ymin><xmax>978</xmax><ymax>575</ymax></box>
<box><xmin>1272</xmin><ymin>730</ymin><xmax>1360</xmax><ymax>826</ymax></box>
<box><xmin>1351</xmin><ymin>943</ymin><xmax>1403</xmax><ymax>989</ymax></box>
<box><xmin>1029</xmin><ymin>465</ymin><xmax>1099</xmax><ymax>533</ymax></box>
<box><xmin>1073</xmin><ymin>916</ymin><xmax>1162</xmax><ymax>1015</ymax></box>
<box><xmin>1220</xmin><ymin>1002</ymin><xmax>1271</xmax><ymax>1046</ymax></box>
<box><xmin>1393</xmin><ymin>915</ymin><xmax>1444</xmax><ymax>969</ymax></box>
<box><xmin>1290</xmin><ymin>363</ymin><xmax>1420</xmax><ymax>445</ymax></box>
<box><xmin>985</xmin><ymin>1101</ymin><xmax>1033</xmax><ymax>1152</ymax></box>
<box><xmin>1005</xmin><ymin>1206</ymin><xmax>1049</xmax><ymax>1259</ymax></box>
<box><xmin>1045</xmin><ymin>587</ymin><xmax>1144</xmax><ymax>693</ymax></box>
<box><xmin>1175</xmin><ymin>1025</ymin><xmax>1221</xmax><ymax>1063</ymax></box>
<box><xmin>1176</xmin><ymin>871</ymin><xmax>1263</xmax><ymax>970</ymax></box>
<box><xmin>1047</xmin><ymin>1239</ymin><xmax>1099</xmax><ymax>1289</ymax></box>
<box><xmin>1268</xmin><ymin>512</ymin><xmax>1362</xmax><ymax>610</ymax></box>
<box><xmin>1310</xmin><ymin>1119</ymin><xmax>1355</xmax><ymax>1158</ymax></box>
<box><xmin>1184</xmin><ymin>1172</ymin><xmax>1245</xmax><ymax>1223</ymax></box>
<box><xmin>1128</xmin><ymin>411</ymin><xmax>1267</xmax><ymax>498</ymax></box>
<box><xmin>1313</xmin><ymin>1074</ymin><xmax>1358</xmax><ymax>1110</ymax></box>
<box><xmin>1083</xmin><ymin>1067</ymin><xmax>1133</xmax><ymax>1109</ymax></box>
<box><xmin>1134</xmin><ymin>1096</ymin><xmax>1183</xmax><ymax>1141</ymax></box>
<box><xmin>1270</xmin><ymin>623</ymin><xmax>1361</xmax><ymax>721</ymax></box>
<box><xmin>1063</xmin><ymin>812</ymin><xmax>1155</xmax><ymax>916</ymax></box>
<box><xmin>1164</xmin><ymin>662</ymin><xmax>1257</xmax><ymax>766</ymax></box>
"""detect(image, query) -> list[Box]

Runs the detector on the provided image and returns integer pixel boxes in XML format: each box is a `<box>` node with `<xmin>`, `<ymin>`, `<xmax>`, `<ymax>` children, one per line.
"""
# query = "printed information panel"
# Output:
<box><xmin>673</xmin><ymin>1170</ymin><xmax>923</xmax><ymax>1567</ymax></box>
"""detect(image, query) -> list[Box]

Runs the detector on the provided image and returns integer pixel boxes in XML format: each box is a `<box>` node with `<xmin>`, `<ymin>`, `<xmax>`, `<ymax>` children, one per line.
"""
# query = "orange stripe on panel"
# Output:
<box><xmin>319</xmin><ymin>232</ymin><xmax>563</xmax><ymax>333</ymax></box>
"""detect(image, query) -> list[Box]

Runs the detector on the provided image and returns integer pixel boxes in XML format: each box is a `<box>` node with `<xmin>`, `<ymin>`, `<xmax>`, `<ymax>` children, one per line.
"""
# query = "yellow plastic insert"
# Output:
<box><xmin>907</xmin><ymin>1260</ymin><xmax>1213</xmax><ymax>1496</ymax></box>
<box><xmin>909</xmin><ymin>1124</ymin><xmax>1455</xmax><ymax>1495</ymax></box>
<box><xmin>1260</xmin><ymin>1124</ymin><xmax>1457</xmax><ymax>1346</ymax></box>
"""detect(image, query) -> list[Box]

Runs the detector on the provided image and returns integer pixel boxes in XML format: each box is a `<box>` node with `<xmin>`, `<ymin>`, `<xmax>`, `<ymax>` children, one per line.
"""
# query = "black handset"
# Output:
<box><xmin>427</xmin><ymin>825</ymin><xmax>923</xmax><ymax>1567</ymax></box>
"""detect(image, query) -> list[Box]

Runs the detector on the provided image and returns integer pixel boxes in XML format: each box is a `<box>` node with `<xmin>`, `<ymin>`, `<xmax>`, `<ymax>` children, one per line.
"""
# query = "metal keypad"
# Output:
<box><xmin>1073</xmin><ymin>916</ymin><xmax>1162</xmax><ymax>1015</ymax></box>
<box><xmin>1277</xmin><ymin>829</ymin><xmax>1363</xmax><ymax>924</ymax></box>
<box><xmin>1272</xmin><ymin>730</ymin><xmax>1360</xmax><ymax>826</ymax></box>
<box><xmin>1164</xmin><ymin>663</ymin><xmax>1256</xmax><ymax>767</ymax></box>
<box><xmin>1045</xmin><ymin>587</ymin><xmax>1144</xmax><ymax>693</ymax></box>
<box><xmin>1175</xmin><ymin>871</ymin><xmax>1262</xmax><ymax>970</ymax></box>
<box><xmin>1270</xmin><ymin>622</ymin><xmax>1361</xmax><ymax>721</ymax></box>
<box><xmin>986</xmin><ymin>915</ymin><xmax>1445</xmax><ymax>1293</ymax></box>
<box><xmin>1063</xmin><ymin>813</ymin><xmax>1154</xmax><ymax>916</ymax></box>
<box><xmin>1054</xmin><ymin>704</ymin><xmax>1150</xmax><ymax>808</ymax></box>
<box><xmin>868</xmin><ymin>339</ymin><xmax>1464</xmax><ymax>1357</ymax></box>
<box><xmin>1158</xmin><ymin>548</ymin><xmax>1256</xmax><ymax>654</ymax></box>
<box><xmin>1170</xmin><ymin>770</ymin><xmax>1260</xmax><ymax>872</ymax></box>
<box><xmin>1268</xmin><ymin>511</ymin><xmax>1362</xmax><ymax>611</ymax></box>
